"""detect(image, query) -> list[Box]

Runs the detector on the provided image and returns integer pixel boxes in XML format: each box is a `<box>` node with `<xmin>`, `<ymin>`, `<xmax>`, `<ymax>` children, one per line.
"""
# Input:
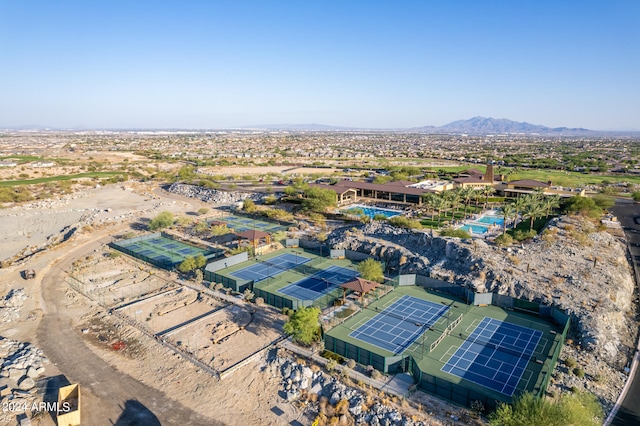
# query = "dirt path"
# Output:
<box><xmin>35</xmin><ymin>235</ymin><xmax>223</xmax><ymax>425</ymax></box>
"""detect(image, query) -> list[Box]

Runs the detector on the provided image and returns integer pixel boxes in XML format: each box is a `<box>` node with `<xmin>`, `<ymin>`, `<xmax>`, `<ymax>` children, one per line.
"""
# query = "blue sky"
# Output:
<box><xmin>0</xmin><ymin>1</ymin><xmax>638</xmax><ymax>130</ymax></box>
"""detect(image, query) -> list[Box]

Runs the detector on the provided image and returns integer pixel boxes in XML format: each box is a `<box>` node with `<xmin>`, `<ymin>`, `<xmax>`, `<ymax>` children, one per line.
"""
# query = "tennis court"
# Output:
<box><xmin>215</xmin><ymin>215</ymin><xmax>288</xmax><ymax>233</ymax></box>
<box><xmin>441</xmin><ymin>317</ymin><xmax>542</xmax><ymax>396</ymax></box>
<box><xmin>278</xmin><ymin>265</ymin><xmax>357</xmax><ymax>300</ymax></box>
<box><xmin>349</xmin><ymin>295</ymin><xmax>450</xmax><ymax>355</ymax></box>
<box><xmin>230</xmin><ymin>252</ymin><xmax>311</xmax><ymax>283</ymax></box>
<box><xmin>114</xmin><ymin>235</ymin><xmax>216</xmax><ymax>267</ymax></box>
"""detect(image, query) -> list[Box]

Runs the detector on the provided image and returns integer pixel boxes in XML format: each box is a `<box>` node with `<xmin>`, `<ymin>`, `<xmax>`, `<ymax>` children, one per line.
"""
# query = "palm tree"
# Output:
<box><xmin>513</xmin><ymin>196</ymin><xmax>528</xmax><ymax>228</ymax></box>
<box><xmin>442</xmin><ymin>190</ymin><xmax>459</xmax><ymax>222</ymax></box>
<box><xmin>522</xmin><ymin>196</ymin><xmax>545</xmax><ymax>230</ymax></box>
<box><xmin>499</xmin><ymin>203</ymin><xmax>516</xmax><ymax>234</ymax></box>
<box><xmin>482</xmin><ymin>186</ymin><xmax>496</xmax><ymax>208</ymax></box>
<box><xmin>433</xmin><ymin>196</ymin><xmax>449</xmax><ymax>228</ymax></box>
<box><xmin>449</xmin><ymin>187</ymin><xmax>463</xmax><ymax>218</ymax></box>
<box><xmin>500</xmin><ymin>203</ymin><xmax>516</xmax><ymax>234</ymax></box>
<box><xmin>422</xmin><ymin>193</ymin><xmax>437</xmax><ymax>220</ymax></box>
<box><xmin>460</xmin><ymin>186</ymin><xmax>475</xmax><ymax>219</ymax></box>
<box><xmin>543</xmin><ymin>195</ymin><xmax>561</xmax><ymax>218</ymax></box>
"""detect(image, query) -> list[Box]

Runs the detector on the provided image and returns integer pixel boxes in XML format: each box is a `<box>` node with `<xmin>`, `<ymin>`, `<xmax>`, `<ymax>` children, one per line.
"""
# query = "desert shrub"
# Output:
<box><xmin>440</xmin><ymin>227</ymin><xmax>472</xmax><ymax>238</ymax></box>
<box><xmin>512</xmin><ymin>229</ymin><xmax>537</xmax><ymax>241</ymax></box>
<box><xmin>254</xmin><ymin>297</ymin><xmax>264</xmax><ymax>306</ymax></box>
<box><xmin>573</xmin><ymin>367</ymin><xmax>585</xmax><ymax>378</ymax></box>
<box><xmin>346</xmin><ymin>359</ymin><xmax>356</xmax><ymax>369</ymax></box>
<box><xmin>370</xmin><ymin>369</ymin><xmax>382</xmax><ymax>380</ymax></box>
<box><xmin>565</xmin><ymin>357</ymin><xmax>577</xmax><ymax>368</ymax></box>
<box><xmin>389</xmin><ymin>216</ymin><xmax>422</xmax><ymax>230</ymax></box>
<box><xmin>494</xmin><ymin>233</ymin><xmax>513</xmax><ymax>246</ymax></box>
<box><xmin>326</xmin><ymin>358</ymin><xmax>337</xmax><ymax>372</ymax></box>
<box><xmin>148</xmin><ymin>211</ymin><xmax>174</xmax><ymax>230</ymax></box>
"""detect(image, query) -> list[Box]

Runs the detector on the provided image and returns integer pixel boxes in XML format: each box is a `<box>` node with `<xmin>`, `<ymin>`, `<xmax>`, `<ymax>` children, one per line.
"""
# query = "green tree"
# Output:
<box><xmin>193</xmin><ymin>221</ymin><xmax>208</xmax><ymax>234</ymax></box>
<box><xmin>194</xmin><ymin>253</ymin><xmax>207</xmax><ymax>269</ymax></box>
<box><xmin>482</xmin><ymin>186</ymin><xmax>497</xmax><ymax>208</ymax></box>
<box><xmin>563</xmin><ymin>196</ymin><xmax>602</xmax><ymax>217</ymax></box>
<box><xmin>499</xmin><ymin>203</ymin><xmax>516</xmax><ymax>234</ymax></box>
<box><xmin>243</xmin><ymin>199</ymin><xmax>258</xmax><ymax>213</ymax></box>
<box><xmin>210</xmin><ymin>225</ymin><xmax>230</xmax><ymax>236</ymax></box>
<box><xmin>357</xmin><ymin>258</ymin><xmax>384</xmax><ymax>282</ymax></box>
<box><xmin>178</xmin><ymin>256</ymin><xmax>197</xmax><ymax>273</ymax></box>
<box><xmin>522</xmin><ymin>196</ymin><xmax>544</xmax><ymax>230</ymax></box>
<box><xmin>460</xmin><ymin>186</ymin><xmax>476</xmax><ymax>218</ymax></box>
<box><xmin>283</xmin><ymin>306</ymin><xmax>321</xmax><ymax>345</ymax></box>
<box><xmin>149</xmin><ymin>211</ymin><xmax>174</xmax><ymax>231</ymax></box>
<box><xmin>592</xmin><ymin>194</ymin><xmax>615</xmax><ymax>210</ymax></box>
<box><xmin>632</xmin><ymin>191</ymin><xmax>640</xmax><ymax>202</ymax></box>
<box><xmin>302</xmin><ymin>187</ymin><xmax>337</xmax><ymax>212</ymax></box>
<box><xmin>432</xmin><ymin>195</ymin><xmax>449</xmax><ymax>227</ymax></box>
<box><xmin>284</xmin><ymin>185</ymin><xmax>298</xmax><ymax>197</ymax></box>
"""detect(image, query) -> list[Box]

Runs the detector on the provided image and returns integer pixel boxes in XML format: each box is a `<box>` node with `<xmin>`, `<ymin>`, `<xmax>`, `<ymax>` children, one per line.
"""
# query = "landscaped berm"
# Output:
<box><xmin>325</xmin><ymin>285</ymin><xmax>569</xmax><ymax>410</ymax></box>
<box><xmin>205</xmin><ymin>248</ymin><xmax>362</xmax><ymax>310</ymax></box>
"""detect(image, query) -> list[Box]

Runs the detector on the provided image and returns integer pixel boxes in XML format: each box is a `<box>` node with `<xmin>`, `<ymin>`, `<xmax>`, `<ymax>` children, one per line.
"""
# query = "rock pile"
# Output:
<box><xmin>0</xmin><ymin>289</ymin><xmax>27</xmax><ymax>323</ymax></box>
<box><xmin>269</xmin><ymin>356</ymin><xmax>428</xmax><ymax>425</ymax></box>
<box><xmin>0</xmin><ymin>339</ymin><xmax>48</xmax><ymax>421</ymax></box>
<box><xmin>167</xmin><ymin>183</ymin><xmax>263</xmax><ymax>205</ymax></box>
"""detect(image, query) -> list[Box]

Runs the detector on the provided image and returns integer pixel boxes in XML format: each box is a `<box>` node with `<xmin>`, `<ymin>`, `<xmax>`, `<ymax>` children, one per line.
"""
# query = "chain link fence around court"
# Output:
<box><xmin>323</xmin><ymin>273</ymin><xmax>571</xmax><ymax>409</ymax></box>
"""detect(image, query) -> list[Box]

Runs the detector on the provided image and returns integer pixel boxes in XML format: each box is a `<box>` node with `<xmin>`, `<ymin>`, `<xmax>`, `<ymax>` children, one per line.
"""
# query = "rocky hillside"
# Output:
<box><xmin>329</xmin><ymin>217</ymin><xmax>637</xmax><ymax>367</ymax></box>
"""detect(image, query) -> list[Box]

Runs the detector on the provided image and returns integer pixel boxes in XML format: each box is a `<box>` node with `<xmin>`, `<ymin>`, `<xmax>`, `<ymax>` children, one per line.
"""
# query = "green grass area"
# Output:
<box><xmin>507</xmin><ymin>168</ymin><xmax>640</xmax><ymax>187</ymax></box>
<box><xmin>0</xmin><ymin>172</ymin><xmax>127</xmax><ymax>187</ymax></box>
<box><xmin>508</xmin><ymin>215</ymin><xmax>556</xmax><ymax>234</ymax></box>
<box><xmin>385</xmin><ymin>163</ymin><xmax>640</xmax><ymax>187</ymax></box>
<box><xmin>326</xmin><ymin>285</ymin><xmax>563</xmax><ymax>405</ymax></box>
<box><xmin>0</xmin><ymin>155</ymin><xmax>46</xmax><ymax>164</ymax></box>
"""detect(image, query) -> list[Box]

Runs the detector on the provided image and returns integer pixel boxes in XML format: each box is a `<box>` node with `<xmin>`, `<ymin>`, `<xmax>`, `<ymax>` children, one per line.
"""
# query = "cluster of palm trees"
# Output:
<box><xmin>499</xmin><ymin>192</ymin><xmax>560</xmax><ymax>234</ymax></box>
<box><xmin>421</xmin><ymin>186</ymin><xmax>496</xmax><ymax>227</ymax></box>
<box><xmin>421</xmin><ymin>186</ymin><xmax>561</xmax><ymax>233</ymax></box>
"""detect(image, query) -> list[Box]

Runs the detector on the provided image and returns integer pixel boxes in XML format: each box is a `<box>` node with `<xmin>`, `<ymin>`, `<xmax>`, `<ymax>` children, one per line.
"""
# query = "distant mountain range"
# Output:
<box><xmin>411</xmin><ymin>116</ymin><xmax>598</xmax><ymax>135</ymax></box>
<box><xmin>245</xmin><ymin>117</ymin><xmax>634</xmax><ymax>135</ymax></box>
<box><xmin>2</xmin><ymin>117</ymin><xmax>638</xmax><ymax>136</ymax></box>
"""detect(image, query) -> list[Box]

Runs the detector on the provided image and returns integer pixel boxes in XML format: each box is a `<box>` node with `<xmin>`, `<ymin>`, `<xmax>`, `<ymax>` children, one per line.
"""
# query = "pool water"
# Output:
<box><xmin>459</xmin><ymin>224</ymin><xmax>489</xmax><ymax>234</ymax></box>
<box><xmin>476</xmin><ymin>215</ymin><xmax>504</xmax><ymax>226</ymax></box>
<box><xmin>342</xmin><ymin>205</ymin><xmax>401</xmax><ymax>219</ymax></box>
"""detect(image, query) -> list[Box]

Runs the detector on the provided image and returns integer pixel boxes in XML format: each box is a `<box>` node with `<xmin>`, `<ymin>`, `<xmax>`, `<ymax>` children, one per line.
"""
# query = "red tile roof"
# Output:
<box><xmin>340</xmin><ymin>277</ymin><xmax>381</xmax><ymax>293</ymax></box>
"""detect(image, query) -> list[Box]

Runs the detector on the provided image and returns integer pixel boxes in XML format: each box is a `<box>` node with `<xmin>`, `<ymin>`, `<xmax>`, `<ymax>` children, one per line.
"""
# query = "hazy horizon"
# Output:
<box><xmin>1</xmin><ymin>1</ymin><xmax>638</xmax><ymax>130</ymax></box>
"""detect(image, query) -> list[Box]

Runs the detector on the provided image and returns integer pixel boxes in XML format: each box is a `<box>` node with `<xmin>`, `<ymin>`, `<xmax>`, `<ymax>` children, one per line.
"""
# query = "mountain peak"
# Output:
<box><xmin>413</xmin><ymin>117</ymin><xmax>593</xmax><ymax>135</ymax></box>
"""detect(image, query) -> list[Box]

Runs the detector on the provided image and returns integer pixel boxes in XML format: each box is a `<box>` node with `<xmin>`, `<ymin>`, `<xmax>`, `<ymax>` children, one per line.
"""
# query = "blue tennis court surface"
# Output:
<box><xmin>441</xmin><ymin>317</ymin><xmax>542</xmax><ymax>396</ymax></box>
<box><xmin>230</xmin><ymin>253</ymin><xmax>311</xmax><ymax>283</ymax></box>
<box><xmin>278</xmin><ymin>265</ymin><xmax>356</xmax><ymax>300</ymax></box>
<box><xmin>349</xmin><ymin>295</ymin><xmax>449</xmax><ymax>355</ymax></box>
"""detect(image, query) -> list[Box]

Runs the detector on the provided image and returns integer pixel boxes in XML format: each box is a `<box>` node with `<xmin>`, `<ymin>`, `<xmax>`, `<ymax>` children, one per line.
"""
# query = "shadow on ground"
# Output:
<box><xmin>112</xmin><ymin>399</ymin><xmax>161</xmax><ymax>426</ymax></box>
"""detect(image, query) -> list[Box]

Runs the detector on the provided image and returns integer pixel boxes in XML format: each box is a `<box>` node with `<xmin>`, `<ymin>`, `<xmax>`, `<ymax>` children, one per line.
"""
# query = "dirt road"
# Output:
<box><xmin>35</xmin><ymin>235</ymin><xmax>223</xmax><ymax>425</ymax></box>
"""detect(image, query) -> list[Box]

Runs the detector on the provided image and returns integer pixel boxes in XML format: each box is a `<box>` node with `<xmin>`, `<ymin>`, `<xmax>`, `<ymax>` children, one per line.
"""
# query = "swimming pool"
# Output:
<box><xmin>476</xmin><ymin>215</ymin><xmax>504</xmax><ymax>226</ymax></box>
<box><xmin>342</xmin><ymin>205</ymin><xmax>401</xmax><ymax>219</ymax></box>
<box><xmin>459</xmin><ymin>224</ymin><xmax>489</xmax><ymax>234</ymax></box>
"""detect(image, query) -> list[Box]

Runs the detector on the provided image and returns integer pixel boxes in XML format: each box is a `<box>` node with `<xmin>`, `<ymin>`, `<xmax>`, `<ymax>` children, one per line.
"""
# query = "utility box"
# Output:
<box><xmin>57</xmin><ymin>384</ymin><xmax>81</xmax><ymax>425</ymax></box>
